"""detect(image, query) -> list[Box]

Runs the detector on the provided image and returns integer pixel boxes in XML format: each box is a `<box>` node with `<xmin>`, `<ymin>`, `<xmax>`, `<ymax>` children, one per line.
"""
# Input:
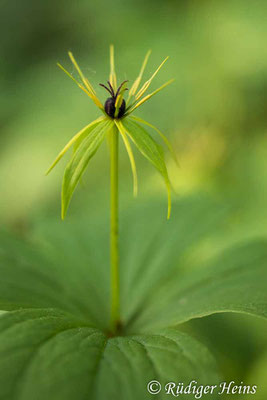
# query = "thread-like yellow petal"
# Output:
<box><xmin>68</xmin><ymin>52</ymin><xmax>93</xmax><ymax>94</ymax></box>
<box><xmin>68</xmin><ymin>52</ymin><xmax>103</xmax><ymax>109</ymax></box>
<box><xmin>57</xmin><ymin>63</ymin><xmax>82</xmax><ymax>87</ymax></box>
<box><xmin>84</xmin><ymin>78</ymin><xmax>96</xmax><ymax>95</ymax></box>
<box><xmin>130</xmin><ymin>79</ymin><xmax>174</xmax><ymax>113</ymax></box>
<box><xmin>135</xmin><ymin>57</ymin><xmax>169</xmax><ymax>100</ymax></box>
<box><xmin>127</xmin><ymin>50</ymin><xmax>151</xmax><ymax>102</ymax></box>
<box><xmin>57</xmin><ymin>63</ymin><xmax>92</xmax><ymax>96</ymax></box>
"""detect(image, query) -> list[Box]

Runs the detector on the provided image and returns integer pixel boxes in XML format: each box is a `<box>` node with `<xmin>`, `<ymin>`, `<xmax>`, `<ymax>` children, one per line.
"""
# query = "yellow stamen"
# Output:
<box><xmin>109</xmin><ymin>44</ymin><xmax>117</xmax><ymax>91</ymax></box>
<box><xmin>114</xmin><ymin>82</ymin><xmax>128</xmax><ymax>118</ymax></box>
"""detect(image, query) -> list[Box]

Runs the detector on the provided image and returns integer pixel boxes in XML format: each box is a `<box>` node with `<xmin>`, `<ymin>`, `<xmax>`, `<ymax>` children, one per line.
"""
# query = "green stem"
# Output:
<box><xmin>110</xmin><ymin>125</ymin><xmax>120</xmax><ymax>332</ymax></box>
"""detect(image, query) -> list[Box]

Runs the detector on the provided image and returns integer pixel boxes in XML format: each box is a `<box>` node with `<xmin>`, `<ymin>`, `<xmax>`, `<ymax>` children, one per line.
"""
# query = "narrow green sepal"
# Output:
<box><xmin>129</xmin><ymin>115</ymin><xmax>179</xmax><ymax>166</ymax></box>
<box><xmin>61</xmin><ymin>119</ymin><xmax>113</xmax><ymax>219</ymax></box>
<box><xmin>121</xmin><ymin>118</ymin><xmax>172</xmax><ymax>219</ymax></box>
<box><xmin>46</xmin><ymin>117</ymin><xmax>105</xmax><ymax>175</ymax></box>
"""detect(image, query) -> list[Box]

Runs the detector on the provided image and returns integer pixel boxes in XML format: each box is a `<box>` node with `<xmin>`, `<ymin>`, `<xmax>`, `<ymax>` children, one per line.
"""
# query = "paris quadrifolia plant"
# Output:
<box><xmin>46</xmin><ymin>45</ymin><xmax>176</xmax><ymax>333</ymax></box>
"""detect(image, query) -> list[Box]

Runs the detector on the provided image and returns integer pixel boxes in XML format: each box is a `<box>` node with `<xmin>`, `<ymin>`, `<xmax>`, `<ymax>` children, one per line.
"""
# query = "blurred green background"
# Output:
<box><xmin>1</xmin><ymin>0</ymin><xmax>267</xmax><ymax>398</ymax></box>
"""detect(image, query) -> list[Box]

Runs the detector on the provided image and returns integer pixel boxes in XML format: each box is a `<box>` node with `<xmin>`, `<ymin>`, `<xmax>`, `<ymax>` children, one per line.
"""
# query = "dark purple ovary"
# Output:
<box><xmin>104</xmin><ymin>98</ymin><xmax>126</xmax><ymax>119</ymax></box>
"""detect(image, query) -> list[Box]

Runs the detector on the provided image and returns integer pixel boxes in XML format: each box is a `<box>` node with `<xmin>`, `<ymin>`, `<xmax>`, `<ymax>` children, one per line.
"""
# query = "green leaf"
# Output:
<box><xmin>128</xmin><ymin>240</ymin><xmax>267</xmax><ymax>332</ymax></box>
<box><xmin>122</xmin><ymin>118</ymin><xmax>171</xmax><ymax>218</ymax></box>
<box><xmin>245</xmin><ymin>350</ymin><xmax>267</xmax><ymax>400</ymax></box>
<box><xmin>61</xmin><ymin>119</ymin><xmax>113</xmax><ymax>219</ymax></box>
<box><xmin>0</xmin><ymin>309</ymin><xmax>220</xmax><ymax>400</ymax></box>
<box><xmin>0</xmin><ymin>195</ymin><xmax>267</xmax><ymax>398</ymax></box>
<box><xmin>1</xmin><ymin>195</ymin><xmax>266</xmax><ymax>333</ymax></box>
<box><xmin>0</xmin><ymin>195</ymin><xmax>221</xmax><ymax>328</ymax></box>
<box><xmin>119</xmin><ymin>195</ymin><xmax>230</xmax><ymax>322</ymax></box>
<box><xmin>0</xmin><ymin>226</ymin><xmax>109</xmax><ymax>329</ymax></box>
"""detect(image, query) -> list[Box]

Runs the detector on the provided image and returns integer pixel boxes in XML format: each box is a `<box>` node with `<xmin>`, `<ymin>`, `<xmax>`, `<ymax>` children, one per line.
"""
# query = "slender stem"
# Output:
<box><xmin>110</xmin><ymin>124</ymin><xmax>120</xmax><ymax>332</ymax></box>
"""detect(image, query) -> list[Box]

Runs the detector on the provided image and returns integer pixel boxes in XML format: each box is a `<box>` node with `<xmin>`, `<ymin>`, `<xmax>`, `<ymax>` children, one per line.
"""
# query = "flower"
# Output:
<box><xmin>46</xmin><ymin>45</ymin><xmax>176</xmax><ymax>219</ymax></box>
